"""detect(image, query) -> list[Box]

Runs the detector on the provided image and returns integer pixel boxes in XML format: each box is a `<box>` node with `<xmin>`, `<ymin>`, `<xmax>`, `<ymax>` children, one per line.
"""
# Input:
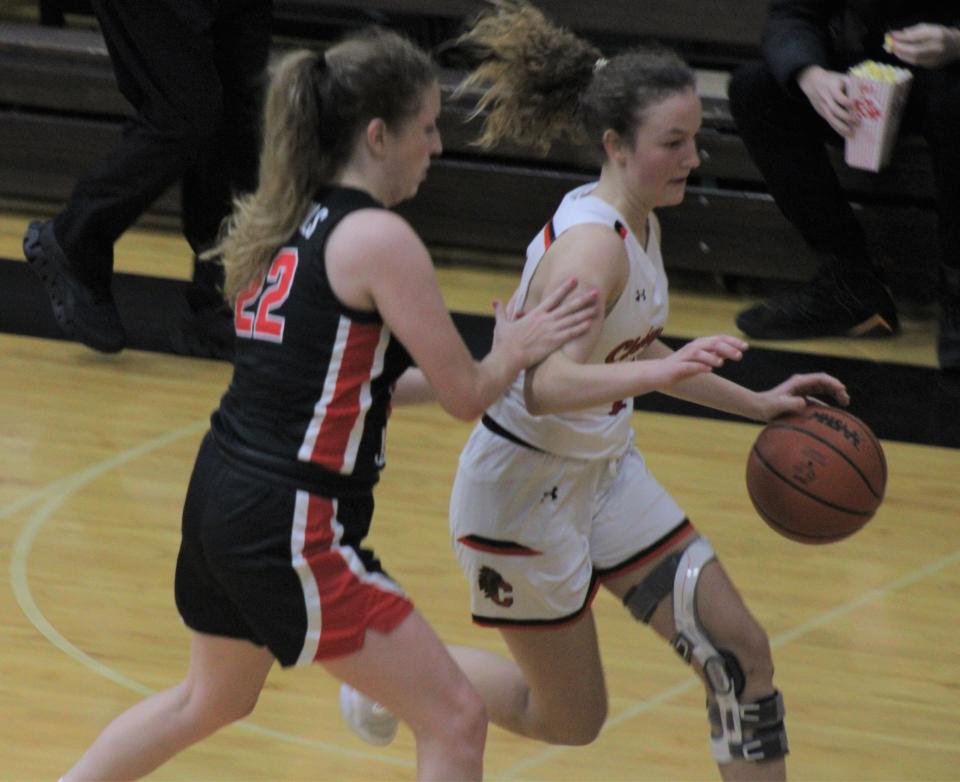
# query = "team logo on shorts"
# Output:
<box><xmin>478</xmin><ymin>566</ymin><xmax>514</xmax><ymax>607</ymax></box>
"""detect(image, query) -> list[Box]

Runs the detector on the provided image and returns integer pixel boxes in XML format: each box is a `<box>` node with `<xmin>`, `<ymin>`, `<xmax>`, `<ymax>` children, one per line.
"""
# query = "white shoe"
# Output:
<box><xmin>339</xmin><ymin>683</ymin><xmax>399</xmax><ymax>746</ymax></box>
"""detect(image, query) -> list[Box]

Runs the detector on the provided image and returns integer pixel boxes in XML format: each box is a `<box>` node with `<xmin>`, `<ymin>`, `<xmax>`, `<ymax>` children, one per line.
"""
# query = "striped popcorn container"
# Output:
<box><xmin>844</xmin><ymin>60</ymin><xmax>912</xmax><ymax>172</ymax></box>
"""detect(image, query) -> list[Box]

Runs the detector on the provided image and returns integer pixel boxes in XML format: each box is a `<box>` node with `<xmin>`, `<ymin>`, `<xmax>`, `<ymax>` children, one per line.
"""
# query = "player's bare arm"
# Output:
<box><xmin>524</xmin><ymin>226</ymin><xmax>743</xmax><ymax>415</ymax></box>
<box><xmin>328</xmin><ymin>209</ymin><xmax>595</xmax><ymax>420</ymax></box>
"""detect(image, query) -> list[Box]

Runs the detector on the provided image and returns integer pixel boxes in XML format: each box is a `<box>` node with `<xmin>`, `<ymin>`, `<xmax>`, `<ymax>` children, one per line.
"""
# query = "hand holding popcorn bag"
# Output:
<box><xmin>844</xmin><ymin>59</ymin><xmax>913</xmax><ymax>172</ymax></box>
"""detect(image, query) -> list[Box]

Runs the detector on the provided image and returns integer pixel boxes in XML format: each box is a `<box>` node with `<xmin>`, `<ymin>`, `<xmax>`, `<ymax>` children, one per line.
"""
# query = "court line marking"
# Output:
<box><xmin>8</xmin><ymin>421</ymin><xmax>414</xmax><ymax>772</ymax></box>
<box><xmin>496</xmin><ymin>547</ymin><xmax>960</xmax><ymax>779</ymax></box>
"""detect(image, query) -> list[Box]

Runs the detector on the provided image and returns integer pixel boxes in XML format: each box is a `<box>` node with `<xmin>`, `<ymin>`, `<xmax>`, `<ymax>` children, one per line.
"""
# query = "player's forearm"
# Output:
<box><xmin>663</xmin><ymin>372</ymin><xmax>764</xmax><ymax>421</ymax></box>
<box><xmin>524</xmin><ymin>356</ymin><xmax>666</xmax><ymax>416</ymax></box>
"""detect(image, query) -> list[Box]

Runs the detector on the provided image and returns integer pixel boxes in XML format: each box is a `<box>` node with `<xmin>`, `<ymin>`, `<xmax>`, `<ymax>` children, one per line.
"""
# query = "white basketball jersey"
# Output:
<box><xmin>485</xmin><ymin>182</ymin><xmax>670</xmax><ymax>459</ymax></box>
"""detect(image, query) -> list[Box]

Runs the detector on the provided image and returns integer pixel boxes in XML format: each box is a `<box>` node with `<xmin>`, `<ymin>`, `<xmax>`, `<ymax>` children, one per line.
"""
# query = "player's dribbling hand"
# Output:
<box><xmin>754</xmin><ymin>372</ymin><xmax>850</xmax><ymax>421</ymax></box>
<box><xmin>493</xmin><ymin>277</ymin><xmax>599</xmax><ymax>368</ymax></box>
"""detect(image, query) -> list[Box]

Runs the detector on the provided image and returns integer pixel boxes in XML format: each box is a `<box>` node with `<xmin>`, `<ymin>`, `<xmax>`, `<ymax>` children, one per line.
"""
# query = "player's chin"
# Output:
<box><xmin>661</xmin><ymin>180</ymin><xmax>688</xmax><ymax>205</ymax></box>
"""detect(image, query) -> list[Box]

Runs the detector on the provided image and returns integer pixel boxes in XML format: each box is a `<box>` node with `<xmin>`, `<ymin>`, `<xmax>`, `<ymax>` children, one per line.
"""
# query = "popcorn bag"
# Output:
<box><xmin>844</xmin><ymin>60</ymin><xmax>913</xmax><ymax>172</ymax></box>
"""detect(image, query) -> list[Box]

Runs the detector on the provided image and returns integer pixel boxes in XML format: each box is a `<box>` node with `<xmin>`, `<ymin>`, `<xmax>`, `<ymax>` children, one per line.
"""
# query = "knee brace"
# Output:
<box><xmin>623</xmin><ymin>538</ymin><xmax>788</xmax><ymax>764</ymax></box>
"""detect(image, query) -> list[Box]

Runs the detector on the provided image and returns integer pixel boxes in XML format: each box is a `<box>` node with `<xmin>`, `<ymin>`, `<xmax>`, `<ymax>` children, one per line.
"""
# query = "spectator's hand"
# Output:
<box><xmin>796</xmin><ymin>65</ymin><xmax>859</xmax><ymax>137</ymax></box>
<box><xmin>888</xmin><ymin>24</ymin><xmax>960</xmax><ymax>69</ymax></box>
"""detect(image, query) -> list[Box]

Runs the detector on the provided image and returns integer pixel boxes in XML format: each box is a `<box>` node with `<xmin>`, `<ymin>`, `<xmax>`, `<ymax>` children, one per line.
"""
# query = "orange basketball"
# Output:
<box><xmin>746</xmin><ymin>405</ymin><xmax>886</xmax><ymax>544</ymax></box>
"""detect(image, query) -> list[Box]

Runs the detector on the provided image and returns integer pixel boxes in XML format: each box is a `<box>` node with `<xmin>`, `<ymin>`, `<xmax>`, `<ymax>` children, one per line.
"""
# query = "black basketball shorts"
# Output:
<box><xmin>175</xmin><ymin>433</ymin><xmax>413</xmax><ymax>667</ymax></box>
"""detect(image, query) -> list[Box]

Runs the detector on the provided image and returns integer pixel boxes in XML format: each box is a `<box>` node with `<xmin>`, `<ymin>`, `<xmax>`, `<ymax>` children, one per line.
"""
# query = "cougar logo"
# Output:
<box><xmin>811</xmin><ymin>411</ymin><xmax>861</xmax><ymax>449</ymax></box>
<box><xmin>478</xmin><ymin>566</ymin><xmax>513</xmax><ymax>607</ymax></box>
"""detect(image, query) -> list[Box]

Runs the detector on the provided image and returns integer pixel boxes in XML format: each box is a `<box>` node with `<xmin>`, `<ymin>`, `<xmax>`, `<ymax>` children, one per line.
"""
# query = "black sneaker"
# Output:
<box><xmin>23</xmin><ymin>220</ymin><xmax>127</xmax><ymax>353</ymax></box>
<box><xmin>938</xmin><ymin>267</ymin><xmax>960</xmax><ymax>372</ymax></box>
<box><xmin>169</xmin><ymin>300</ymin><xmax>235</xmax><ymax>360</ymax></box>
<box><xmin>736</xmin><ymin>267</ymin><xmax>899</xmax><ymax>340</ymax></box>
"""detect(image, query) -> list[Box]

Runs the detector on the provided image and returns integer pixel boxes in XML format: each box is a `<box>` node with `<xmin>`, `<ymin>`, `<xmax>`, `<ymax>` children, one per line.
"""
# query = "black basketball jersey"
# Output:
<box><xmin>212</xmin><ymin>186</ymin><xmax>412</xmax><ymax>495</ymax></box>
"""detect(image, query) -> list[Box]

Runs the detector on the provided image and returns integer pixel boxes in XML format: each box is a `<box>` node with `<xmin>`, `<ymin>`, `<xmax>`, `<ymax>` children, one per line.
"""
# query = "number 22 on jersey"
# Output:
<box><xmin>234</xmin><ymin>248</ymin><xmax>299</xmax><ymax>343</ymax></box>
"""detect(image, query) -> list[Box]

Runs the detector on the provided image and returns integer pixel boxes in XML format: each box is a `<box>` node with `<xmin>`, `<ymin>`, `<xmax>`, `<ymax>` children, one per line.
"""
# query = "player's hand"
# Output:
<box><xmin>754</xmin><ymin>372</ymin><xmax>850</xmax><ymax>421</ymax></box>
<box><xmin>653</xmin><ymin>335</ymin><xmax>747</xmax><ymax>388</ymax></box>
<box><xmin>493</xmin><ymin>277</ymin><xmax>599</xmax><ymax>368</ymax></box>
<box><xmin>887</xmin><ymin>24</ymin><xmax>960</xmax><ymax>68</ymax></box>
<box><xmin>796</xmin><ymin>65</ymin><xmax>860</xmax><ymax>137</ymax></box>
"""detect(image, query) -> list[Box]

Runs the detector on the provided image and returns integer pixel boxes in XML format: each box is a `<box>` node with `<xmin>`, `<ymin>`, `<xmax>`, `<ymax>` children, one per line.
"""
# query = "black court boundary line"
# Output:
<box><xmin>2</xmin><ymin>258</ymin><xmax>958</xmax><ymax>449</ymax></box>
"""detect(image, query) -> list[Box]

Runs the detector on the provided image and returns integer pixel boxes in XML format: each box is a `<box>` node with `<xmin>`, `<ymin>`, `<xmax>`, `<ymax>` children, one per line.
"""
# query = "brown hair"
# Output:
<box><xmin>456</xmin><ymin>0</ymin><xmax>695</xmax><ymax>157</ymax></box>
<box><xmin>213</xmin><ymin>28</ymin><xmax>437</xmax><ymax>304</ymax></box>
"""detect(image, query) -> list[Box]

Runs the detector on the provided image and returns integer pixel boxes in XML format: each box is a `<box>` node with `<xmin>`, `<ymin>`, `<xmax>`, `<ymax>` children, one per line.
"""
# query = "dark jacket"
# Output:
<box><xmin>762</xmin><ymin>0</ymin><xmax>960</xmax><ymax>93</ymax></box>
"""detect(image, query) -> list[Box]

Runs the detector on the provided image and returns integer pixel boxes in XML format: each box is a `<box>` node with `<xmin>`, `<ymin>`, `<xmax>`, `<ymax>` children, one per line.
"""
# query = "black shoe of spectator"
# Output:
<box><xmin>170</xmin><ymin>300</ymin><xmax>235</xmax><ymax>360</ymax></box>
<box><xmin>938</xmin><ymin>266</ymin><xmax>960</xmax><ymax>372</ymax></box>
<box><xmin>23</xmin><ymin>220</ymin><xmax>127</xmax><ymax>353</ymax></box>
<box><xmin>735</xmin><ymin>266</ymin><xmax>899</xmax><ymax>340</ymax></box>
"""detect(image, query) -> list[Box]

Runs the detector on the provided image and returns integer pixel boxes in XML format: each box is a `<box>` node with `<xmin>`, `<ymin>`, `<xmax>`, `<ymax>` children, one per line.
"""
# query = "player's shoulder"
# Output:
<box><xmin>327</xmin><ymin>208</ymin><xmax>431</xmax><ymax>281</ymax></box>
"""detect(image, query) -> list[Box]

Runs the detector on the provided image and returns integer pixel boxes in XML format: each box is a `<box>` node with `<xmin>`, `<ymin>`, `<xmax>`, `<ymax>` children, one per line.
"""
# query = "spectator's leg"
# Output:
<box><xmin>727</xmin><ymin>61</ymin><xmax>897</xmax><ymax>339</ymax></box>
<box><xmin>52</xmin><ymin>0</ymin><xmax>222</xmax><ymax>296</ymax></box>
<box><xmin>169</xmin><ymin>0</ymin><xmax>273</xmax><ymax>360</ymax></box>
<box><xmin>912</xmin><ymin>66</ymin><xmax>960</xmax><ymax>370</ymax></box>
<box><xmin>181</xmin><ymin>0</ymin><xmax>272</xmax><ymax>309</ymax></box>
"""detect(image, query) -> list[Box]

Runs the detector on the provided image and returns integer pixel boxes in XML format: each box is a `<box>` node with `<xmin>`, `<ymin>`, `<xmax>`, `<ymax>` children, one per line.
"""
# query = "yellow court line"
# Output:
<box><xmin>8</xmin><ymin>420</ymin><xmax>414</xmax><ymax>772</ymax></box>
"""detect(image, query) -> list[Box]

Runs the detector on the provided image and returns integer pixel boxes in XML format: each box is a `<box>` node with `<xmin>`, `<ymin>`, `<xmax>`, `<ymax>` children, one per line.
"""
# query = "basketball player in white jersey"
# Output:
<box><xmin>341</xmin><ymin>3</ymin><xmax>850</xmax><ymax>780</ymax></box>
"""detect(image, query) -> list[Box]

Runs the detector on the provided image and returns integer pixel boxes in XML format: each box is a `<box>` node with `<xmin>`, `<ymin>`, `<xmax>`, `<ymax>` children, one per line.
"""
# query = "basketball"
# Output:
<box><xmin>746</xmin><ymin>405</ymin><xmax>887</xmax><ymax>544</ymax></box>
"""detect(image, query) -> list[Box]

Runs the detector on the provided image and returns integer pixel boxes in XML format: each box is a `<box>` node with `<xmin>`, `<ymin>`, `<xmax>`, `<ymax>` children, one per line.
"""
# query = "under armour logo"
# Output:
<box><xmin>540</xmin><ymin>486</ymin><xmax>559</xmax><ymax>503</ymax></box>
<box><xmin>635</xmin><ymin>289</ymin><xmax>646</xmax><ymax>302</ymax></box>
<box><xmin>478</xmin><ymin>566</ymin><xmax>513</xmax><ymax>607</ymax></box>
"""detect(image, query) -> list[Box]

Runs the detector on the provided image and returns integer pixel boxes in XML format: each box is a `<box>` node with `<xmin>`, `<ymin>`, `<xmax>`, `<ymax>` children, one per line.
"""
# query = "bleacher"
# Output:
<box><xmin>0</xmin><ymin>1</ymin><xmax>939</xmax><ymax>295</ymax></box>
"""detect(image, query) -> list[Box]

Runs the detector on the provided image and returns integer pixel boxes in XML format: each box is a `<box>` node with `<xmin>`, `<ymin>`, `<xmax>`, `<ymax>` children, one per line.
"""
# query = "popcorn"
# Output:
<box><xmin>849</xmin><ymin>60</ymin><xmax>909</xmax><ymax>84</ymax></box>
<box><xmin>883</xmin><ymin>32</ymin><xmax>894</xmax><ymax>54</ymax></box>
<box><xmin>844</xmin><ymin>59</ymin><xmax>913</xmax><ymax>171</ymax></box>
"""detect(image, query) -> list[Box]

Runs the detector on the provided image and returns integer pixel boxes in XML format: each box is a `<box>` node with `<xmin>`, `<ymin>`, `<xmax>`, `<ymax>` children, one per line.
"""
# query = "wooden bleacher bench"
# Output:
<box><xmin>0</xmin><ymin>9</ymin><xmax>938</xmax><ymax>289</ymax></box>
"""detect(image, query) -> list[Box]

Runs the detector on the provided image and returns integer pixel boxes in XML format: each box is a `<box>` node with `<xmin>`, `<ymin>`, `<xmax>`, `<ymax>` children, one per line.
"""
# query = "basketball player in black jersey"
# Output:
<box><xmin>60</xmin><ymin>29</ymin><xmax>599</xmax><ymax>782</ymax></box>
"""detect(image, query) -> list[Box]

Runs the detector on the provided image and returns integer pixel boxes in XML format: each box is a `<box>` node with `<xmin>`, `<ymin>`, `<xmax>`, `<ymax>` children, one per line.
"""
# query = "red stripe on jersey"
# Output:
<box><xmin>303</xmin><ymin>495</ymin><xmax>413</xmax><ymax>660</ymax></box>
<box><xmin>543</xmin><ymin>220</ymin><xmax>556</xmax><ymax>250</ymax></box>
<box><xmin>310</xmin><ymin>320</ymin><xmax>382</xmax><ymax>471</ymax></box>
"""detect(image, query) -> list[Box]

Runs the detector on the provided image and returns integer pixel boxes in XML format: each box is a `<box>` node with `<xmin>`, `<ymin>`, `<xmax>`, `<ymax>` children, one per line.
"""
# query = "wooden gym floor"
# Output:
<box><xmin>1</xmin><ymin>209</ymin><xmax>958</xmax><ymax>781</ymax></box>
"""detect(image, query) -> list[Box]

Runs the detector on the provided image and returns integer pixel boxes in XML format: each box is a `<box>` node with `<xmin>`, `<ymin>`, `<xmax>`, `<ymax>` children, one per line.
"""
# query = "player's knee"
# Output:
<box><xmin>538</xmin><ymin>697</ymin><xmax>607</xmax><ymax>746</ymax></box>
<box><xmin>428</xmin><ymin>682</ymin><xmax>488</xmax><ymax>755</ymax></box>
<box><xmin>186</xmin><ymin>683</ymin><xmax>261</xmax><ymax>730</ymax></box>
<box><xmin>549</xmin><ymin>713</ymin><xmax>606</xmax><ymax>746</ymax></box>
<box><xmin>624</xmin><ymin>538</ymin><xmax>788</xmax><ymax>763</ymax></box>
<box><xmin>736</xmin><ymin>621</ymin><xmax>775</xmax><ymax>692</ymax></box>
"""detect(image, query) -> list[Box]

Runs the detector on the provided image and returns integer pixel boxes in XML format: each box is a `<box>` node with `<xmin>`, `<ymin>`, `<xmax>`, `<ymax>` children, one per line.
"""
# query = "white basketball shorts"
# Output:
<box><xmin>449</xmin><ymin>424</ymin><xmax>692</xmax><ymax>627</ymax></box>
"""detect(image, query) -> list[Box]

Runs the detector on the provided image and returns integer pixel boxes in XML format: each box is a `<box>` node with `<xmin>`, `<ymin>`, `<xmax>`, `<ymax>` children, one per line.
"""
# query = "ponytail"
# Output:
<box><xmin>213</xmin><ymin>29</ymin><xmax>436</xmax><ymax>305</ymax></box>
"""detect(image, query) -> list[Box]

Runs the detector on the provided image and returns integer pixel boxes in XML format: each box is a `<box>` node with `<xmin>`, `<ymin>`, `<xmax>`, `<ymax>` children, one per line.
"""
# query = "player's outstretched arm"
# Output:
<box><xmin>330</xmin><ymin>210</ymin><xmax>596</xmax><ymax>420</ymax></box>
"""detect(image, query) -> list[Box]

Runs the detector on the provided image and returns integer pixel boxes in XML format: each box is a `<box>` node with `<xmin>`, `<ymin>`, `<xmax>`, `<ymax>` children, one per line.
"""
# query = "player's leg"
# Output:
<box><xmin>604</xmin><ymin>544</ymin><xmax>785</xmax><ymax>781</ymax></box>
<box><xmin>442</xmin><ymin>428</ymin><xmax>612</xmax><ymax>744</ymax></box>
<box><xmin>63</xmin><ymin>631</ymin><xmax>274</xmax><ymax>781</ymax></box>
<box><xmin>324</xmin><ymin>611</ymin><xmax>487</xmax><ymax>782</ymax></box>
<box><xmin>593</xmin><ymin>448</ymin><xmax>786</xmax><ymax>780</ymax></box>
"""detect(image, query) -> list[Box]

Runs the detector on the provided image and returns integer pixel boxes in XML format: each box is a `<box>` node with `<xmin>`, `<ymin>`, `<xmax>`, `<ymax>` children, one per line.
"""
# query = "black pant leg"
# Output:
<box><xmin>52</xmin><ymin>0</ymin><xmax>222</xmax><ymax>293</ymax></box>
<box><xmin>727</xmin><ymin>60</ymin><xmax>873</xmax><ymax>270</ymax></box>
<box><xmin>905</xmin><ymin>65</ymin><xmax>960</xmax><ymax>276</ymax></box>
<box><xmin>183</xmin><ymin>0</ymin><xmax>273</xmax><ymax>306</ymax></box>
